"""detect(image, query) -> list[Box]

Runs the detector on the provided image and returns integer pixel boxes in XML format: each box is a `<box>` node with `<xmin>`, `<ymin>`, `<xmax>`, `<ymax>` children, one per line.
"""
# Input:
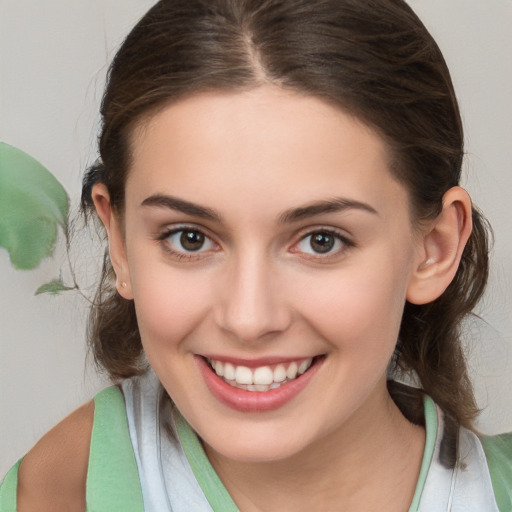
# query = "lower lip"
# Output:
<box><xmin>196</xmin><ymin>356</ymin><xmax>323</xmax><ymax>413</ymax></box>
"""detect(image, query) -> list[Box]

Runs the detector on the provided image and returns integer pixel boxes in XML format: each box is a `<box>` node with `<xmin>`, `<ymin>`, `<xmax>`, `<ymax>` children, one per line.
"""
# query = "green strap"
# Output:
<box><xmin>408</xmin><ymin>396</ymin><xmax>438</xmax><ymax>512</ymax></box>
<box><xmin>0</xmin><ymin>458</ymin><xmax>22</xmax><ymax>512</ymax></box>
<box><xmin>86</xmin><ymin>386</ymin><xmax>144</xmax><ymax>512</ymax></box>
<box><xmin>481</xmin><ymin>433</ymin><xmax>512</xmax><ymax>512</ymax></box>
<box><xmin>176</xmin><ymin>413</ymin><xmax>240</xmax><ymax>512</ymax></box>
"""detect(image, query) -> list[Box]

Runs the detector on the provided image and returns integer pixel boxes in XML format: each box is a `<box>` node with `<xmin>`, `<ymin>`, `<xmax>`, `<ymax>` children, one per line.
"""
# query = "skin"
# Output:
<box><xmin>17</xmin><ymin>401</ymin><xmax>93</xmax><ymax>512</ymax></box>
<box><xmin>17</xmin><ymin>85</ymin><xmax>472</xmax><ymax>511</ymax></box>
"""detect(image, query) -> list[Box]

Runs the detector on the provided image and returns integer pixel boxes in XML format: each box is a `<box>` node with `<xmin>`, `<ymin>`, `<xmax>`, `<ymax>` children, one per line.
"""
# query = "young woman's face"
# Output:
<box><xmin>119</xmin><ymin>86</ymin><xmax>424</xmax><ymax>462</ymax></box>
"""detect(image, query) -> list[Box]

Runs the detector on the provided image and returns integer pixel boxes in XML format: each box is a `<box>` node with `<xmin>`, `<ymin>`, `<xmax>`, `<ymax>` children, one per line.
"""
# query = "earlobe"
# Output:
<box><xmin>407</xmin><ymin>187</ymin><xmax>472</xmax><ymax>305</ymax></box>
<box><xmin>91</xmin><ymin>183</ymin><xmax>133</xmax><ymax>300</ymax></box>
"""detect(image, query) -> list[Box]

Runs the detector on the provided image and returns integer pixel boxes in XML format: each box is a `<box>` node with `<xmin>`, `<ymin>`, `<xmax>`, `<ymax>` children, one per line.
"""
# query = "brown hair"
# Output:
<box><xmin>81</xmin><ymin>0</ymin><xmax>490</xmax><ymax>431</ymax></box>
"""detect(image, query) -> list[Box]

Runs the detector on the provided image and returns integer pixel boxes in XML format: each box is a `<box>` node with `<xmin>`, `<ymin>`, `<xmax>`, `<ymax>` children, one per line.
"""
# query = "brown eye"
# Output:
<box><xmin>163</xmin><ymin>228</ymin><xmax>216</xmax><ymax>254</ymax></box>
<box><xmin>310</xmin><ymin>232</ymin><xmax>335</xmax><ymax>253</ymax></box>
<box><xmin>295</xmin><ymin>229</ymin><xmax>351</xmax><ymax>257</ymax></box>
<box><xmin>180</xmin><ymin>230</ymin><xmax>205</xmax><ymax>251</ymax></box>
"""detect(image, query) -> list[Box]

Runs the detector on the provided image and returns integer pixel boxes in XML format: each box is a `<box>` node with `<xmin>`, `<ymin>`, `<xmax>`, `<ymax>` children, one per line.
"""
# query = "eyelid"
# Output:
<box><xmin>156</xmin><ymin>222</ymin><xmax>215</xmax><ymax>240</ymax></box>
<box><xmin>294</xmin><ymin>225</ymin><xmax>353</xmax><ymax>242</ymax></box>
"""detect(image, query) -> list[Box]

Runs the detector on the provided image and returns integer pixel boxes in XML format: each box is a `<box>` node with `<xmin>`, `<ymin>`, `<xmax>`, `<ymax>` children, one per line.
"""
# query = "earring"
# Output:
<box><xmin>121</xmin><ymin>281</ymin><xmax>127</xmax><ymax>288</ymax></box>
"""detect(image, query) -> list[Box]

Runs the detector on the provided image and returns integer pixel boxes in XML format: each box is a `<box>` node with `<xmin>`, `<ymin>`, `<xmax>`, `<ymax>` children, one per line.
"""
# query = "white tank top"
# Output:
<box><xmin>122</xmin><ymin>371</ymin><xmax>214</xmax><ymax>511</ymax></box>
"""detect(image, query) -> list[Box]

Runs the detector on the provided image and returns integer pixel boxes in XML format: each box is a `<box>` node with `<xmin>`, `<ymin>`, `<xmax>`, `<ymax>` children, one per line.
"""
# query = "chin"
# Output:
<box><xmin>207</xmin><ymin>435</ymin><xmax>311</xmax><ymax>464</ymax></box>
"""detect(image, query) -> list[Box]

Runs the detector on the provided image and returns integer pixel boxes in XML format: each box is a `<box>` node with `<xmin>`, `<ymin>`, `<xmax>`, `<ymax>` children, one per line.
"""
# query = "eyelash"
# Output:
<box><xmin>156</xmin><ymin>225</ymin><xmax>354</xmax><ymax>262</ymax></box>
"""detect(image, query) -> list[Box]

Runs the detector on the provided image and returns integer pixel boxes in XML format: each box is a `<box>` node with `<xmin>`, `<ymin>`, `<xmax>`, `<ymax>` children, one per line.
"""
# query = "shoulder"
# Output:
<box><xmin>480</xmin><ymin>432</ymin><xmax>512</xmax><ymax>512</ymax></box>
<box><xmin>17</xmin><ymin>400</ymin><xmax>95</xmax><ymax>512</ymax></box>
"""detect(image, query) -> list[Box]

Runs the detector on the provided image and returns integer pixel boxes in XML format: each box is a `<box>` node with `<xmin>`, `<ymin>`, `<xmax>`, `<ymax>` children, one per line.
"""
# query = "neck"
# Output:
<box><xmin>204</xmin><ymin>383</ymin><xmax>425</xmax><ymax>512</ymax></box>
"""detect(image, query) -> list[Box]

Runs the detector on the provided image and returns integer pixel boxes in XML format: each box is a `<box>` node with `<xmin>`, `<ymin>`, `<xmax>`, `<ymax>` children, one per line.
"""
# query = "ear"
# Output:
<box><xmin>91</xmin><ymin>183</ymin><xmax>133</xmax><ymax>300</ymax></box>
<box><xmin>407</xmin><ymin>186</ymin><xmax>472</xmax><ymax>305</ymax></box>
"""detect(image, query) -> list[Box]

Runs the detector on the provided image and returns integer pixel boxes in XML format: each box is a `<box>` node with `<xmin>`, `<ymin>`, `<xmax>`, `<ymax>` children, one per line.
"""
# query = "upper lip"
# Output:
<box><xmin>199</xmin><ymin>354</ymin><xmax>321</xmax><ymax>368</ymax></box>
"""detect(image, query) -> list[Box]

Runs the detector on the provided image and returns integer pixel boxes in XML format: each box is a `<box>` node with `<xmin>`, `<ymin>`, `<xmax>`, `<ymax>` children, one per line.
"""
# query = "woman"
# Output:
<box><xmin>2</xmin><ymin>0</ymin><xmax>510</xmax><ymax>510</ymax></box>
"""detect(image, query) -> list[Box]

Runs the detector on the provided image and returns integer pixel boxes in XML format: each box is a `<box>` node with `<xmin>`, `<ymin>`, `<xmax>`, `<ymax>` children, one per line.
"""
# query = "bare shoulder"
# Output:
<box><xmin>17</xmin><ymin>400</ymin><xmax>95</xmax><ymax>512</ymax></box>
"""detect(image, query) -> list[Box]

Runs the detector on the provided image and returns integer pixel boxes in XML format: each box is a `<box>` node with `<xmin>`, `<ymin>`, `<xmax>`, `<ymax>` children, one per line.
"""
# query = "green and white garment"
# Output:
<box><xmin>1</xmin><ymin>371</ymin><xmax>511</xmax><ymax>511</ymax></box>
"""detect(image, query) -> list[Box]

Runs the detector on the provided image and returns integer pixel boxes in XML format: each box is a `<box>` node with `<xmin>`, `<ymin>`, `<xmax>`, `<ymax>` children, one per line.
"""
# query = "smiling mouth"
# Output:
<box><xmin>205</xmin><ymin>357</ymin><xmax>319</xmax><ymax>392</ymax></box>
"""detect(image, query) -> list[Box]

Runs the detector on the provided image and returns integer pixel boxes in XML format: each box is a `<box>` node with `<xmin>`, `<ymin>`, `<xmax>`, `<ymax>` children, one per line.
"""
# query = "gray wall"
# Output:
<box><xmin>1</xmin><ymin>0</ymin><xmax>511</xmax><ymax>476</ymax></box>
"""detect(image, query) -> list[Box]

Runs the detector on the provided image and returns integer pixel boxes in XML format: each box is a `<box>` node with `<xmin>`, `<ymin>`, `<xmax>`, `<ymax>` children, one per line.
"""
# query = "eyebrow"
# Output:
<box><xmin>278</xmin><ymin>198</ymin><xmax>378</xmax><ymax>224</ymax></box>
<box><xmin>140</xmin><ymin>194</ymin><xmax>378</xmax><ymax>224</ymax></box>
<box><xmin>141</xmin><ymin>194</ymin><xmax>222</xmax><ymax>222</ymax></box>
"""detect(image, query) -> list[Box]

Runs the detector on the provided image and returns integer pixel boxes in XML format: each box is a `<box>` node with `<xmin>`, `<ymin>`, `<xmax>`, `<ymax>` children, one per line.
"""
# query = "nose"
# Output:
<box><xmin>214</xmin><ymin>251</ymin><xmax>292</xmax><ymax>343</ymax></box>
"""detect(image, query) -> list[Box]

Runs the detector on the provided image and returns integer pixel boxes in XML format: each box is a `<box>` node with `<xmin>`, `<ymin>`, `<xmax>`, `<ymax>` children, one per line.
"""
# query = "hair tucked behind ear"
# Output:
<box><xmin>82</xmin><ymin>0</ymin><xmax>491</xmax><ymax>427</ymax></box>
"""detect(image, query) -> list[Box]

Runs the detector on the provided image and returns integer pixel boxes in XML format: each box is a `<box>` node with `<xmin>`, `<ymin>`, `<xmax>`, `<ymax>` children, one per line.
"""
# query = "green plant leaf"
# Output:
<box><xmin>0</xmin><ymin>142</ymin><xmax>69</xmax><ymax>269</ymax></box>
<box><xmin>35</xmin><ymin>278</ymin><xmax>75</xmax><ymax>296</ymax></box>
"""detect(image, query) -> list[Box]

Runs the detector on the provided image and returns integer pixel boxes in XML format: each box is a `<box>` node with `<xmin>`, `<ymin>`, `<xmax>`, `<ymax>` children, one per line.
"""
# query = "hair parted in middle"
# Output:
<box><xmin>81</xmin><ymin>0</ymin><xmax>490</xmax><ymax>434</ymax></box>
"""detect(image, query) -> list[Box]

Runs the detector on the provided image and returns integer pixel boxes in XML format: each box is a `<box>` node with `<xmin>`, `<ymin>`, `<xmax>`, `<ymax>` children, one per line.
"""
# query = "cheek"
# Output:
<box><xmin>128</xmin><ymin>259</ymin><xmax>212</xmax><ymax>352</ymax></box>
<box><xmin>293</xmin><ymin>253</ymin><xmax>412</xmax><ymax>353</ymax></box>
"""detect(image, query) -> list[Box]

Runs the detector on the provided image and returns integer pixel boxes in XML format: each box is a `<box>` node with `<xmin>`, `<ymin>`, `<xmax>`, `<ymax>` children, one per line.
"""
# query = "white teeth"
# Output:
<box><xmin>253</xmin><ymin>366</ymin><xmax>274</xmax><ymax>385</ymax></box>
<box><xmin>286</xmin><ymin>362</ymin><xmax>298</xmax><ymax>380</ymax></box>
<box><xmin>224</xmin><ymin>362</ymin><xmax>236</xmax><ymax>381</ymax></box>
<box><xmin>214</xmin><ymin>361</ymin><xmax>224</xmax><ymax>377</ymax></box>
<box><xmin>298</xmin><ymin>358</ymin><xmax>313</xmax><ymax>375</ymax></box>
<box><xmin>248</xmin><ymin>384</ymin><xmax>269</xmax><ymax>392</ymax></box>
<box><xmin>208</xmin><ymin>357</ymin><xmax>316</xmax><ymax>391</ymax></box>
<box><xmin>235</xmin><ymin>366</ymin><xmax>253</xmax><ymax>385</ymax></box>
<box><xmin>273</xmin><ymin>364</ymin><xmax>287</xmax><ymax>383</ymax></box>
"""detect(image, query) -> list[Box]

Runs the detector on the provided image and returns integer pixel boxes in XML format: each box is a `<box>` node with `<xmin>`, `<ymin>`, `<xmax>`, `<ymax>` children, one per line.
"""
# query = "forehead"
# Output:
<box><xmin>125</xmin><ymin>86</ymin><xmax>408</xmax><ymax>220</ymax></box>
